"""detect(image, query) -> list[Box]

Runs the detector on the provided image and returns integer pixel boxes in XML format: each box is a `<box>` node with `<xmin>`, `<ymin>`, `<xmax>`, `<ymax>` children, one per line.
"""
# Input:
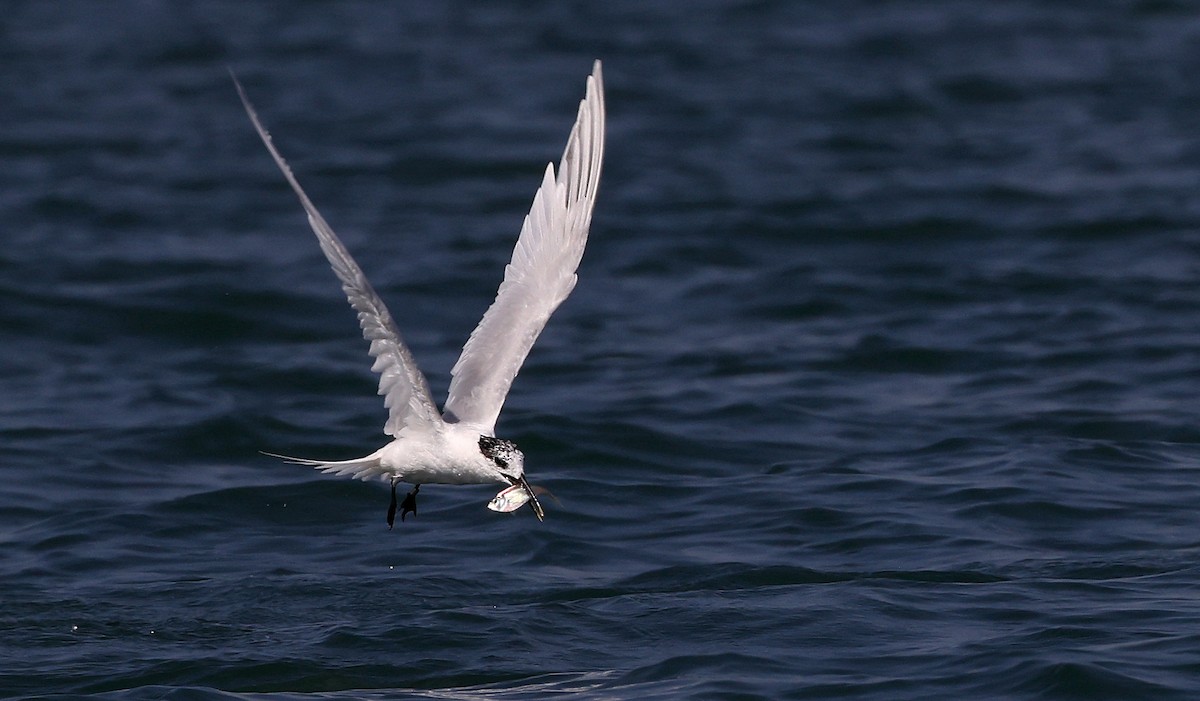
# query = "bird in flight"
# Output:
<box><xmin>235</xmin><ymin>61</ymin><xmax>605</xmax><ymax>527</ymax></box>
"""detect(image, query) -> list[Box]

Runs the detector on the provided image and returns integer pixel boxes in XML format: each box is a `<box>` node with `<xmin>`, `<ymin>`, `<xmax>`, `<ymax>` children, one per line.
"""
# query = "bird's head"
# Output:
<box><xmin>478</xmin><ymin>435</ymin><xmax>524</xmax><ymax>478</ymax></box>
<box><xmin>479</xmin><ymin>435</ymin><xmax>545</xmax><ymax>521</ymax></box>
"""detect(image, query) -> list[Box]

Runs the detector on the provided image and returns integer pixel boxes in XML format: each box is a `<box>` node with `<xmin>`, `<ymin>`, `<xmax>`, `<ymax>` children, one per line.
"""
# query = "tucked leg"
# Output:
<box><xmin>401</xmin><ymin>484</ymin><xmax>420</xmax><ymax>522</ymax></box>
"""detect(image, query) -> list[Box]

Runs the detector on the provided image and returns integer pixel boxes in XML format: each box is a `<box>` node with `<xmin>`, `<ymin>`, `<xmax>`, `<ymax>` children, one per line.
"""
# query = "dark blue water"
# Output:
<box><xmin>5</xmin><ymin>1</ymin><xmax>1200</xmax><ymax>698</ymax></box>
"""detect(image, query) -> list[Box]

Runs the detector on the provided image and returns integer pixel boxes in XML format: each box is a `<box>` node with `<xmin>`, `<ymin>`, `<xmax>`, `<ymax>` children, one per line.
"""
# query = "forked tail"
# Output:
<box><xmin>260</xmin><ymin>450</ymin><xmax>386</xmax><ymax>481</ymax></box>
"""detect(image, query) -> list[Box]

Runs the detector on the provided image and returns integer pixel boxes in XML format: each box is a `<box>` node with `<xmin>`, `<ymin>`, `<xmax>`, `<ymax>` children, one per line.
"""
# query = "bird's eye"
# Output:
<box><xmin>493</xmin><ymin>457</ymin><xmax>508</xmax><ymax>468</ymax></box>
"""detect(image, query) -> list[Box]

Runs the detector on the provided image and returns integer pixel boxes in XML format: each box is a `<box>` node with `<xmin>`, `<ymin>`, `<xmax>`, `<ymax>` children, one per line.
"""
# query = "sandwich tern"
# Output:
<box><xmin>235</xmin><ymin>61</ymin><xmax>605</xmax><ymax>526</ymax></box>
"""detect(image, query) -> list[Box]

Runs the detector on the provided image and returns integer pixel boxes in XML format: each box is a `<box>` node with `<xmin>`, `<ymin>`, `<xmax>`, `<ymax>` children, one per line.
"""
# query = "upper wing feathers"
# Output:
<box><xmin>233</xmin><ymin>74</ymin><xmax>442</xmax><ymax>437</ymax></box>
<box><xmin>442</xmin><ymin>61</ymin><xmax>606</xmax><ymax>432</ymax></box>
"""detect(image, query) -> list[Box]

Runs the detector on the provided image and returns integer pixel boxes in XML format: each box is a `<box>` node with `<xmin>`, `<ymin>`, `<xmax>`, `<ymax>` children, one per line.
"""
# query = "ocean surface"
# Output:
<box><xmin>4</xmin><ymin>1</ymin><xmax>1200</xmax><ymax>699</ymax></box>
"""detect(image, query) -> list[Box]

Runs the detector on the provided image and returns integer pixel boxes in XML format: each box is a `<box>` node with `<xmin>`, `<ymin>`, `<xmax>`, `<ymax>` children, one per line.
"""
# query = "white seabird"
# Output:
<box><xmin>235</xmin><ymin>61</ymin><xmax>605</xmax><ymax>526</ymax></box>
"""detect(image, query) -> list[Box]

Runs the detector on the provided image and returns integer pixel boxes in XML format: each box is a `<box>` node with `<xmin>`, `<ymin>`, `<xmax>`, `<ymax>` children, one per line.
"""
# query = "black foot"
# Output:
<box><xmin>387</xmin><ymin>479</ymin><xmax>399</xmax><ymax>529</ymax></box>
<box><xmin>401</xmin><ymin>484</ymin><xmax>420</xmax><ymax>522</ymax></box>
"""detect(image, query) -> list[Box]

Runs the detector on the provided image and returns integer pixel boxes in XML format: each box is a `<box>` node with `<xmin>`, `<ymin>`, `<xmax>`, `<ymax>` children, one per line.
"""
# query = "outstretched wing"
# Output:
<box><xmin>234</xmin><ymin>73</ymin><xmax>443</xmax><ymax>437</ymax></box>
<box><xmin>442</xmin><ymin>60</ymin><xmax>606</xmax><ymax>433</ymax></box>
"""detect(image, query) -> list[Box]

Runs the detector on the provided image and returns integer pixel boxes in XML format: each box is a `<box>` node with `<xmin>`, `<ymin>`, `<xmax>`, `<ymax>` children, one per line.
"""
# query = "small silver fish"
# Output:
<box><xmin>487</xmin><ymin>481</ymin><xmax>556</xmax><ymax>518</ymax></box>
<box><xmin>487</xmin><ymin>483</ymin><xmax>532</xmax><ymax>513</ymax></box>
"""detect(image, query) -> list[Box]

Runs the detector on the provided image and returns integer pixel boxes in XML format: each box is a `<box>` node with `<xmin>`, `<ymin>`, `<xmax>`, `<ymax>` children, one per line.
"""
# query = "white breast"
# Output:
<box><xmin>377</xmin><ymin>424</ymin><xmax>508</xmax><ymax>486</ymax></box>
